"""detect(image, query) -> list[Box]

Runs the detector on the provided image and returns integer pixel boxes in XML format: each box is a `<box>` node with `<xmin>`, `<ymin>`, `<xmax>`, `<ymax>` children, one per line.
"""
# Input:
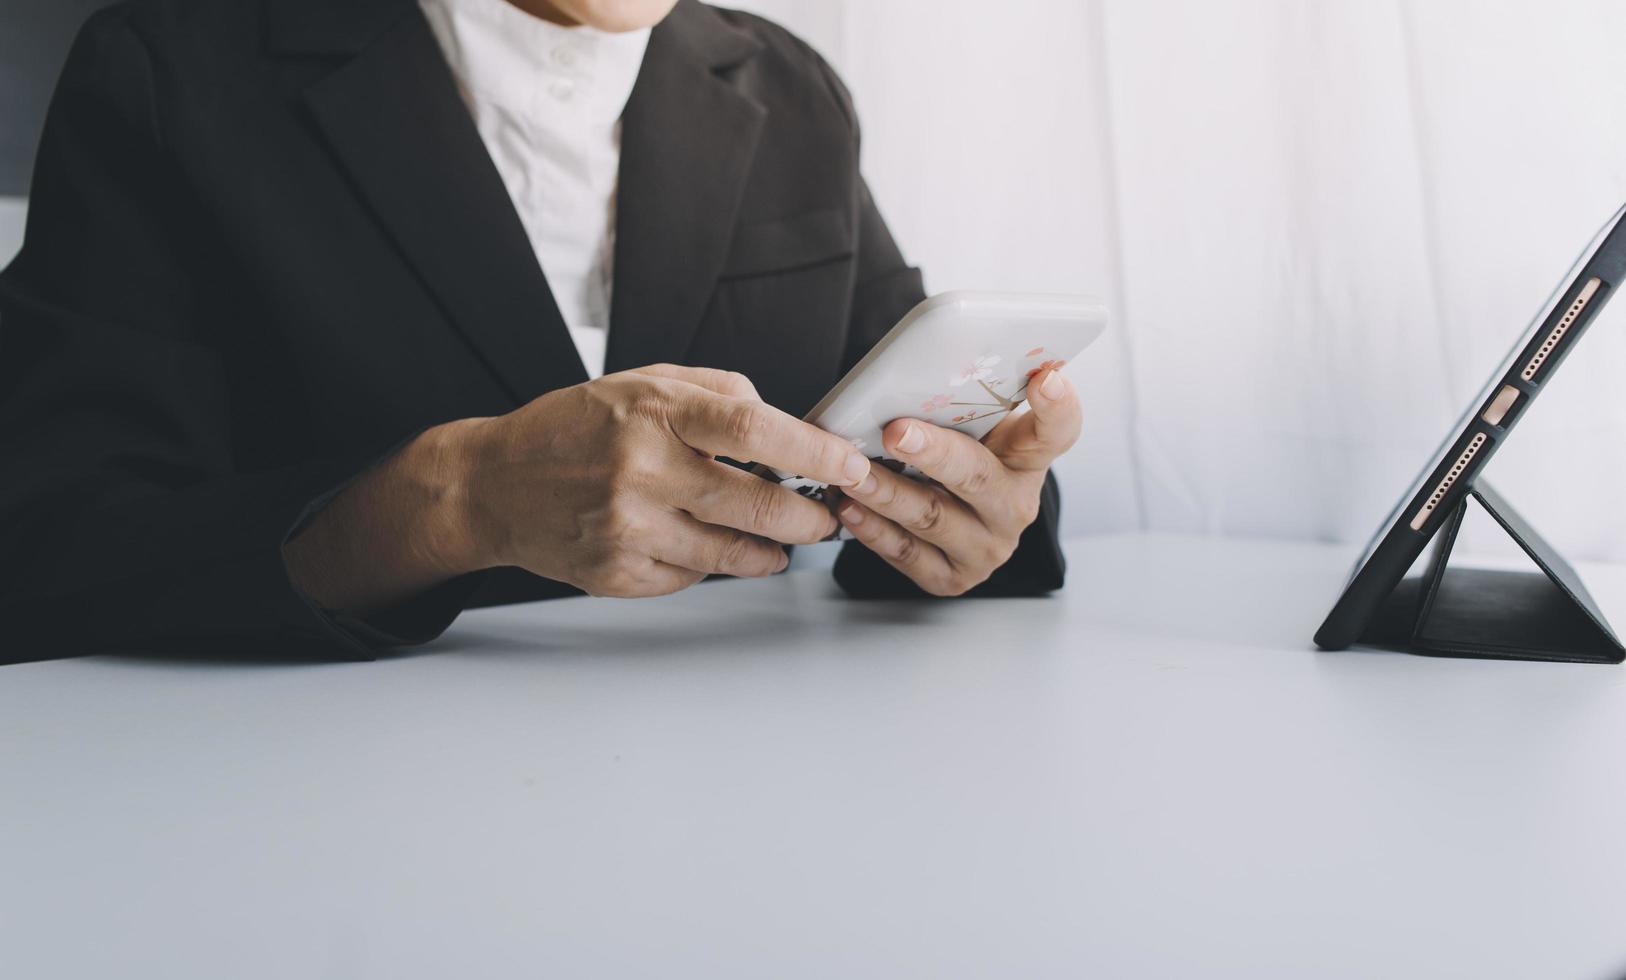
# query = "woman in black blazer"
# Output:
<box><xmin>0</xmin><ymin>0</ymin><xmax>1080</xmax><ymax>660</ymax></box>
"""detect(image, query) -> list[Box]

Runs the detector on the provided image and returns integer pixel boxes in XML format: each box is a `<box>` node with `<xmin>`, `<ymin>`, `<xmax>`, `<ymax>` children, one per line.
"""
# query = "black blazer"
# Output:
<box><xmin>0</xmin><ymin>0</ymin><xmax>1067</xmax><ymax>661</ymax></box>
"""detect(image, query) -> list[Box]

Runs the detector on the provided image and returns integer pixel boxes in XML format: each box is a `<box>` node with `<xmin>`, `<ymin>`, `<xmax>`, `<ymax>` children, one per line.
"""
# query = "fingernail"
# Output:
<box><xmin>840</xmin><ymin>504</ymin><xmax>865</xmax><ymax>526</ymax></box>
<box><xmin>1041</xmin><ymin>370</ymin><xmax>1064</xmax><ymax>400</ymax></box>
<box><xmin>897</xmin><ymin>423</ymin><xmax>924</xmax><ymax>453</ymax></box>
<box><xmin>851</xmin><ymin>474</ymin><xmax>877</xmax><ymax>496</ymax></box>
<box><xmin>842</xmin><ymin>453</ymin><xmax>870</xmax><ymax>486</ymax></box>
<box><xmin>775</xmin><ymin>550</ymin><xmax>790</xmax><ymax>572</ymax></box>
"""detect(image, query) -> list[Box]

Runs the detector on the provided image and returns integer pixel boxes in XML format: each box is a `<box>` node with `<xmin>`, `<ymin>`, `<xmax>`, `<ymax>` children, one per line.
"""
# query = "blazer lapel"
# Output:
<box><xmin>606</xmin><ymin>1</ymin><xmax>767</xmax><ymax>373</ymax></box>
<box><xmin>293</xmin><ymin>2</ymin><xmax>587</xmax><ymax>403</ymax></box>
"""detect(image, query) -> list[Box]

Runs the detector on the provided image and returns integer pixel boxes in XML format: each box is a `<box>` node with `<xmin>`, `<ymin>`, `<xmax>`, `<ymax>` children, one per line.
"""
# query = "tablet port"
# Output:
<box><xmin>1409</xmin><ymin>432</ymin><xmax>1487</xmax><ymax>531</ymax></box>
<box><xmin>1521</xmin><ymin>277</ymin><xmax>1601</xmax><ymax>381</ymax></box>
<box><xmin>1480</xmin><ymin>385</ymin><xmax>1520</xmax><ymax>426</ymax></box>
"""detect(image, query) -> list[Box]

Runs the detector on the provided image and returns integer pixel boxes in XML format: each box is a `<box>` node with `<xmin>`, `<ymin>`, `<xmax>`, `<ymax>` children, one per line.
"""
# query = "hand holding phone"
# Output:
<box><xmin>767</xmin><ymin>291</ymin><xmax>1108</xmax><ymax>498</ymax></box>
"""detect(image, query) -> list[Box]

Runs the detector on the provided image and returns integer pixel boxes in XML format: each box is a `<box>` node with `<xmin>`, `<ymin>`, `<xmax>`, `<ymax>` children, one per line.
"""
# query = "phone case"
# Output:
<box><xmin>769</xmin><ymin>291</ymin><xmax>1109</xmax><ymax>501</ymax></box>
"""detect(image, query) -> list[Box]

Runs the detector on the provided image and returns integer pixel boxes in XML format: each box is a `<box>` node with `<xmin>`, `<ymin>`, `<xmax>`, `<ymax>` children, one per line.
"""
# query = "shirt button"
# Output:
<box><xmin>550</xmin><ymin>78</ymin><xmax>575</xmax><ymax>101</ymax></box>
<box><xmin>553</xmin><ymin>45</ymin><xmax>577</xmax><ymax>67</ymax></box>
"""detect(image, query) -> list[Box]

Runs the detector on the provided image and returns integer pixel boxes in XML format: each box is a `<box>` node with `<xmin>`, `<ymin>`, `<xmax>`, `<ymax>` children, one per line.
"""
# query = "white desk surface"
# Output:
<box><xmin>5</xmin><ymin>533</ymin><xmax>1626</xmax><ymax>979</ymax></box>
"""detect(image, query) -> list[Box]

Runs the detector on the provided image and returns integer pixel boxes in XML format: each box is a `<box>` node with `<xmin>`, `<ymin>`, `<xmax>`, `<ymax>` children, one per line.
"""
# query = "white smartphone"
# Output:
<box><xmin>767</xmin><ymin>290</ymin><xmax>1110</xmax><ymax>496</ymax></box>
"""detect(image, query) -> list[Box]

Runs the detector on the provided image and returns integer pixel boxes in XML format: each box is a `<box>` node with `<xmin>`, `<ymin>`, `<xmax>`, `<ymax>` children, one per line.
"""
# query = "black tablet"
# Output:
<box><xmin>1316</xmin><ymin>202</ymin><xmax>1626</xmax><ymax>650</ymax></box>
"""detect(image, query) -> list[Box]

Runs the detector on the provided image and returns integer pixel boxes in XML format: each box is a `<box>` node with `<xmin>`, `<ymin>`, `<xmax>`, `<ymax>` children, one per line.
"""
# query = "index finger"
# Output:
<box><xmin>882</xmin><ymin>418</ymin><xmax>1011</xmax><ymax>509</ymax></box>
<box><xmin>670</xmin><ymin>392</ymin><xmax>871</xmax><ymax>488</ymax></box>
<box><xmin>680</xmin><ymin>456</ymin><xmax>841</xmax><ymax>545</ymax></box>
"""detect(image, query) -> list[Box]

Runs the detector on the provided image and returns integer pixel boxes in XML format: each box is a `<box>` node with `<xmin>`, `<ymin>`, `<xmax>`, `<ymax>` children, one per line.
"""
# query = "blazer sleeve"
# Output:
<box><xmin>0</xmin><ymin>11</ymin><xmax>471</xmax><ymax>662</ymax></box>
<box><xmin>829</xmin><ymin>178</ymin><xmax>1068</xmax><ymax>598</ymax></box>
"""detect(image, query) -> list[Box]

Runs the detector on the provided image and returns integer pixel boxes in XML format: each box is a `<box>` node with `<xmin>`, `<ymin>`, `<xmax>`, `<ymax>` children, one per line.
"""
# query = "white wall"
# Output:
<box><xmin>732</xmin><ymin>0</ymin><xmax>1626</xmax><ymax>560</ymax></box>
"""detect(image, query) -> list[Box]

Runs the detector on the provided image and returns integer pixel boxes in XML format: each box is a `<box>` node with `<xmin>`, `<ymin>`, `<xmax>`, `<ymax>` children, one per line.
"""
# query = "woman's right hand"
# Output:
<box><xmin>439</xmin><ymin>364</ymin><xmax>871</xmax><ymax>597</ymax></box>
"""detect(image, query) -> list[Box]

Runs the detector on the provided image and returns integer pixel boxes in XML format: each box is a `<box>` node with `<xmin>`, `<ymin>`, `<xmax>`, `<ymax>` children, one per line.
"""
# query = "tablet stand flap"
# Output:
<box><xmin>1362</xmin><ymin>482</ymin><xmax>1625</xmax><ymax>664</ymax></box>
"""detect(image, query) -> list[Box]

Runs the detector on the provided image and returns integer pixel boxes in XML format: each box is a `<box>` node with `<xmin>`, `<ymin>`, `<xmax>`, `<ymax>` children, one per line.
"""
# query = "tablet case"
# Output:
<box><xmin>1360</xmin><ymin>482</ymin><xmax>1625</xmax><ymax>664</ymax></box>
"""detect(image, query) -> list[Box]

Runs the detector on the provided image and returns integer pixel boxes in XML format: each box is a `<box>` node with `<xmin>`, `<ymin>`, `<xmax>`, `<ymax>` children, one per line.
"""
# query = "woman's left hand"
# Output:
<box><xmin>835</xmin><ymin>366</ymin><xmax>1082</xmax><ymax>595</ymax></box>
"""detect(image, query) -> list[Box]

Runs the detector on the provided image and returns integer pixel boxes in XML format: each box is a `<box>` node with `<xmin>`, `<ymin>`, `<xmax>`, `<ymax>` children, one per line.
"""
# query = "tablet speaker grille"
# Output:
<box><xmin>1521</xmin><ymin>277</ymin><xmax>1601</xmax><ymax>381</ymax></box>
<box><xmin>1409</xmin><ymin>433</ymin><xmax>1487</xmax><ymax>531</ymax></box>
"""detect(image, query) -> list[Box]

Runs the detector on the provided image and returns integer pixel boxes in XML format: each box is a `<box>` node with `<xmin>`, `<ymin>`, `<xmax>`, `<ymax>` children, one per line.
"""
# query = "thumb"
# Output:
<box><xmin>985</xmin><ymin>367</ymin><xmax>1082</xmax><ymax>472</ymax></box>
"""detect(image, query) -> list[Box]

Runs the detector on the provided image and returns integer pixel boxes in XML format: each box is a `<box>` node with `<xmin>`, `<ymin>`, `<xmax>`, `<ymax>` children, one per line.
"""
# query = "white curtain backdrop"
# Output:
<box><xmin>6</xmin><ymin>1</ymin><xmax>1626</xmax><ymax>560</ymax></box>
<box><xmin>733</xmin><ymin>0</ymin><xmax>1626</xmax><ymax>562</ymax></box>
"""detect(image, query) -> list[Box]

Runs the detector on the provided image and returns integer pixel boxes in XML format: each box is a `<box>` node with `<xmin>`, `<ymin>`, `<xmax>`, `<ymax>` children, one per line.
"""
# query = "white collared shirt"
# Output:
<box><xmin>420</xmin><ymin>0</ymin><xmax>651</xmax><ymax>379</ymax></box>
